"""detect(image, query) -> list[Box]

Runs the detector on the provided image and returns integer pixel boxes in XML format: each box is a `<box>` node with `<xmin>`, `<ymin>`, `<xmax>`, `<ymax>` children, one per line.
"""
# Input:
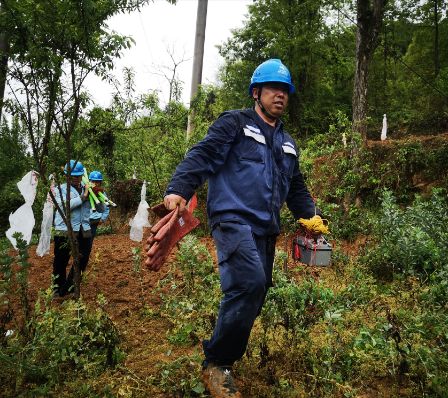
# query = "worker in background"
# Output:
<box><xmin>88</xmin><ymin>170</ymin><xmax>110</xmax><ymax>240</ymax></box>
<box><xmin>52</xmin><ymin>160</ymin><xmax>104</xmax><ymax>297</ymax></box>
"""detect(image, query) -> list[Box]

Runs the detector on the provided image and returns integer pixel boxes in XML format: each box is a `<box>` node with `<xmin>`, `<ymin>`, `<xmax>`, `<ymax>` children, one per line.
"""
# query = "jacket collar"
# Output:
<box><xmin>247</xmin><ymin>107</ymin><xmax>284</xmax><ymax>132</ymax></box>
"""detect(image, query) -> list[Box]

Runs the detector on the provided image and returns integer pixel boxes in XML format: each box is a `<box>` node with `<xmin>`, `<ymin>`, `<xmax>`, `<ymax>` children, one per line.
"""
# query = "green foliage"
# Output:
<box><xmin>0</xmin><ymin>235</ymin><xmax>122</xmax><ymax>396</ymax></box>
<box><xmin>336</xmin><ymin>264</ymin><xmax>377</xmax><ymax>309</ymax></box>
<box><xmin>157</xmin><ymin>235</ymin><xmax>220</xmax><ymax>347</ymax></box>
<box><xmin>76</xmin><ymin>107</ymin><xmax>126</xmax><ymax>185</ymax></box>
<box><xmin>301</xmin><ymin>109</ymin><xmax>448</xmax><ymax>241</ymax></box>
<box><xmin>108</xmin><ymin>100</ymin><xmax>192</xmax><ymax>206</ymax></box>
<box><xmin>362</xmin><ymin>189</ymin><xmax>448</xmax><ymax>278</ymax></box>
<box><xmin>0</xmin><ymin>120</ymin><xmax>31</xmax><ymax>233</ymax></box>
<box><xmin>261</xmin><ymin>267</ymin><xmax>335</xmax><ymax>336</ymax></box>
<box><xmin>13</xmin><ymin>233</ymin><xmax>32</xmax><ymax>337</ymax></box>
<box><xmin>154</xmin><ymin>353</ymin><xmax>206</xmax><ymax>397</ymax></box>
<box><xmin>218</xmin><ymin>0</ymin><xmax>447</xmax><ymax>137</ymax></box>
<box><xmin>424</xmin><ymin>265</ymin><xmax>448</xmax><ymax>306</ymax></box>
<box><xmin>0</xmin><ymin>233</ymin><xmax>33</xmax><ymax>343</ymax></box>
<box><xmin>2</xmin><ymin>0</ymin><xmax>151</xmax><ymax>214</ymax></box>
<box><xmin>0</xmin><ymin>294</ymin><xmax>123</xmax><ymax>396</ymax></box>
<box><xmin>95</xmin><ymin>223</ymin><xmax>113</xmax><ymax>236</ymax></box>
<box><xmin>349</xmin><ymin>323</ymin><xmax>401</xmax><ymax>379</ymax></box>
<box><xmin>300</xmin><ymin>111</ymin><xmax>366</xmax><ymax>240</ymax></box>
<box><xmin>369</xmin><ymin>3</ymin><xmax>448</xmax><ymax>133</ymax></box>
<box><xmin>0</xmin><ymin>246</ymin><xmax>14</xmax><ymax>347</ymax></box>
<box><xmin>218</xmin><ymin>0</ymin><xmax>355</xmax><ymax>136</ymax></box>
<box><xmin>398</xmin><ymin>307</ymin><xmax>448</xmax><ymax>396</ymax></box>
<box><xmin>1</xmin><ymin>1</ymin><xmax>448</xmax><ymax>396</ymax></box>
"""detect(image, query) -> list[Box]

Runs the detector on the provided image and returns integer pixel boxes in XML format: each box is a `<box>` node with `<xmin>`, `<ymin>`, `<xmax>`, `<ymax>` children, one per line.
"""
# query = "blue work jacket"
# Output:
<box><xmin>166</xmin><ymin>108</ymin><xmax>316</xmax><ymax>235</ymax></box>
<box><xmin>53</xmin><ymin>183</ymin><xmax>93</xmax><ymax>232</ymax></box>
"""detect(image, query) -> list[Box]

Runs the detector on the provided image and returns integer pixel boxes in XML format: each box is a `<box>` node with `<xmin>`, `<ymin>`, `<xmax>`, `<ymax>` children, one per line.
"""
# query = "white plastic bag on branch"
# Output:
<box><xmin>129</xmin><ymin>180</ymin><xmax>151</xmax><ymax>242</ymax></box>
<box><xmin>36</xmin><ymin>176</ymin><xmax>55</xmax><ymax>257</ymax></box>
<box><xmin>6</xmin><ymin>171</ymin><xmax>39</xmax><ymax>248</ymax></box>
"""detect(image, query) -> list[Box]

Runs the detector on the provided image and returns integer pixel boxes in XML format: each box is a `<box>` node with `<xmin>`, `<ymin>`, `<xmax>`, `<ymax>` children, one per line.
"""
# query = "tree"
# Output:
<box><xmin>218</xmin><ymin>0</ymin><xmax>355</xmax><ymax>136</ymax></box>
<box><xmin>366</xmin><ymin>0</ymin><xmax>448</xmax><ymax>133</ymax></box>
<box><xmin>352</xmin><ymin>0</ymin><xmax>387</xmax><ymax>143</ymax></box>
<box><xmin>153</xmin><ymin>45</ymin><xmax>189</xmax><ymax>105</ymax></box>
<box><xmin>79</xmin><ymin>107</ymin><xmax>124</xmax><ymax>184</ymax></box>
<box><xmin>0</xmin><ymin>117</ymin><xmax>31</xmax><ymax>231</ymax></box>
<box><xmin>5</xmin><ymin>0</ymin><xmax>151</xmax><ymax>299</ymax></box>
<box><xmin>0</xmin><ymin>1</ymin><xmax>9</xmax><ymax>122</ymax></box>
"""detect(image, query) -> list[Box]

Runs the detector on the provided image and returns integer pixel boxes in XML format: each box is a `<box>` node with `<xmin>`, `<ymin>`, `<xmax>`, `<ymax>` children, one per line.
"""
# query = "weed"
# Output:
<box><xmin>0</xmin><ymin>294</ymin><xmax>123</xmax><ymax>396</ymax></box>
<box><xmin>155</xmin><ymin>353</ymin><xmax>206</xmax><ymax>397</ymax></box>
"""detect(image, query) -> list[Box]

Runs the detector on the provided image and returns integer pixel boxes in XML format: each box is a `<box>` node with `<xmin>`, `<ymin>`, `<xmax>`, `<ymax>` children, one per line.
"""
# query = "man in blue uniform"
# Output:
<box><xmin>52</xmin><ymin>160</ymin><xmax>103</xmax><ymax>297</ymax></box>
<box><xmin>162</xmin><ymin>59</ymin><xmax>317</xmax><ymax>398</ymax></box>
<box><xmin>88</xmin><ymin>170</ymin><xmax>110</xmax><ymax>239</ymax></box>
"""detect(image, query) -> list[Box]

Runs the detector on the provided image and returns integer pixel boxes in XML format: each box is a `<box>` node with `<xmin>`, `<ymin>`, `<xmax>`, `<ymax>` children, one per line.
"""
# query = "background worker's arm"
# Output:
<box><xmin>55</xmin><ymin>183</ymin><xmax>89</xmax><ymax>210</ymax></box>
<box><xmin>100</xmin><ymin>201</ymin><xmax>110</xmax><ymax>221</ymax></box>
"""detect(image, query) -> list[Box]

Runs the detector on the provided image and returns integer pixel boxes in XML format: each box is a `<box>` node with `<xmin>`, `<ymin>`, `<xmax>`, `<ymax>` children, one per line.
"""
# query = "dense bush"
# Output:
<box><xmin>261</xmin><ymin>266</ymin><xmax>335</xmax><ymax>336</ymax></box>
<box><xmin>0</xmin><ymin>294</ymin><xmax>123</xmax><ymax>396</ymax></box>
<box><xmin>362</xmin><ymin>189</ymin><xmax>448</xmax><ymax>278</ymax></box>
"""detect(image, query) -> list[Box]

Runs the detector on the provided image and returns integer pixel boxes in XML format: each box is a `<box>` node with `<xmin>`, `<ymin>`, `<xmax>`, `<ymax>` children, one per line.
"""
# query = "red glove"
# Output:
<box><xmin>91</xmin><ymin>185</ymin><xmax>104</xmax><ymax>195</ymax></box>
<box><xmin>144</xmin><ymin>195</ymin><xmax>200</xmax><ymax>271</ymax></box>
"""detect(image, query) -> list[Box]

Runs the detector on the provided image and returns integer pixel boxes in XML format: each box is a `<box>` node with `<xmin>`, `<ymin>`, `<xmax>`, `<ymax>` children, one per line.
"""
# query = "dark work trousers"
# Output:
<box><xmin>90</xmin><ymin>220</ymin><xmax>100</xmax><ymax>245</ymax></box>
<box><xmin>52</xmin><ymin>233</ymin><xmax>93</xmax><ymax>296</ymax></box>
<box><xmin>203</xmin><ymin>222</ymin><xmax>276</xmax><ymax>366</ymax></box>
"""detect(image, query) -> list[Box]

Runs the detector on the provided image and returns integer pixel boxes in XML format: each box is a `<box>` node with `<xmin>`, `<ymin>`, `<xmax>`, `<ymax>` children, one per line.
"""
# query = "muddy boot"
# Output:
<box><xmin>202</xmin><ymin>363</ymin><xmax>242</xmax><ymax>398</ymax></box>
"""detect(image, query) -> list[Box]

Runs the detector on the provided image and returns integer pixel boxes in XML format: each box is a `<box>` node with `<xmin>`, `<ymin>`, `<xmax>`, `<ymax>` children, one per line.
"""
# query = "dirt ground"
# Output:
<box><xmin>19</xmin><ymin>230</ymin><xmax>189</xmax><ymax>374</ymax></box>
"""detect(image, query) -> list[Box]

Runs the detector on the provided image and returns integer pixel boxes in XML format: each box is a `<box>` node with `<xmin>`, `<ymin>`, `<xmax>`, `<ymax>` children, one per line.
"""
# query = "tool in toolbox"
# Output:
<box><xmin>292</xmin><ymin>215</ymin><xmax>332</xmax><ymax>267</ymax></box>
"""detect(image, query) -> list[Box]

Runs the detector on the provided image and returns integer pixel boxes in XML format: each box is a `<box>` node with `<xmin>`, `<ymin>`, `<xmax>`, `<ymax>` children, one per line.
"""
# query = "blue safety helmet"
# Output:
<box><xmin>248</xmin><ymin>59</ymin><xmax>295</xmax><ymax>96</ymax></box>
<box><xmin>89</xmin><ymin>170</ymin><xmax>103</xmax><ymax>181</ymax></box>
<box><xmin>64</xmin><ymin>160</ymin><xmax>84</xmax><ymax>176</ymax></box>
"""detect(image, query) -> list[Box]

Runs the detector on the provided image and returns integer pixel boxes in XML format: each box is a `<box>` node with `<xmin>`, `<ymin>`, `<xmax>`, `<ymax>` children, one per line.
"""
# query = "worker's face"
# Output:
<box><xmin>70</xmin><ymin>175</ymin><xmax>82</xmax><ymax>186</ymax></box>
<box><xmin>253</xmin><ymin>83</ymin><xmax>289</xmax><ymax>119</ymax></box>
<box><xmin>91</xmin><ymin>180</ymin><xmax>102</xmax><ymax>187</ymax></box>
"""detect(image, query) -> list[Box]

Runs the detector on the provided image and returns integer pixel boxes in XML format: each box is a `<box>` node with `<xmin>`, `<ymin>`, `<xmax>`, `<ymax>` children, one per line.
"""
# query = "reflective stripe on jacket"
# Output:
<box><xmin>165</xmin><ymin>108</ymin><xmax>316</xmax><ymax>235</ymax></box>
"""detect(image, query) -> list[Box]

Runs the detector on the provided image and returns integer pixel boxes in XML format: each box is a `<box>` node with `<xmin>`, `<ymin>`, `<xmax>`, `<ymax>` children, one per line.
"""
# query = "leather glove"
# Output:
<box><xmin>144</xmin><ymin>195</ymin><xmax>200</xmax><ymax>271</ymax></box>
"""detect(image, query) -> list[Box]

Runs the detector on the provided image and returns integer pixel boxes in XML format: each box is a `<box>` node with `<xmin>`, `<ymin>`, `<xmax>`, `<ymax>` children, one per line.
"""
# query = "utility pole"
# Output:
<box><xmin>186</xmin><ymin>0</ymin><xmax>208</xmax><ymax>139</ymax></box>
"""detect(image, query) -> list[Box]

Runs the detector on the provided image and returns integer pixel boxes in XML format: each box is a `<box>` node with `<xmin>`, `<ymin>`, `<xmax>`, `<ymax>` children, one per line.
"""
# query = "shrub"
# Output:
<box><xmin>362</xmin><ymin>189</ymin><xmax>448</xmax><ymax>279</ymax></box>
<box><xmin>0</xmin><ymin>294</ymin><xmax>123</xmax><ymax>395</ymax></box>
<box><xmin>261</xmin><ymin>266</ymin><xmax>335</xmax><ymax>337</ymax></box>
<box><xmin>154</xmin><ymin>354</ymin><xmax>206</xmax><ymax>397</ymax></box>
<box><xmin>157</xmin><ymin>235</ymin><xmax>220</xmax><ymax>346</ymax></box>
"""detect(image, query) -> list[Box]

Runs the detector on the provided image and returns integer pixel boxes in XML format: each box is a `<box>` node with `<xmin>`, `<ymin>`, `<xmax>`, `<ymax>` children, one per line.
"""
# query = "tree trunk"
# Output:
<box><xmin>0</xmin><ymin>2</ymin><xmax>9</xmax><ymax>123</ymax></box>
<box><xmin>352</xmin><ymin>0</ymin><xmax>387</xmax><ymax>144</ymax></box>
<box><xmin>352</xmin><ymin>46</ymin><xmax>369</xmax><ymax>141</ymax></box>
<box><xmin>187</xmin><ymin>0</ymin><xmax>208</xmax><ymax>139</ymax></box>
<box><xmin>434</xmin><ymin>0</ymin><xmax>439</xmax><ymax>76</ymax></box>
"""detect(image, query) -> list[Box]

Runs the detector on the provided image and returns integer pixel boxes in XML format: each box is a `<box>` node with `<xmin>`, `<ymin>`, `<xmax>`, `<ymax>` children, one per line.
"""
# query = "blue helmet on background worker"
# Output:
<box><xmin>89</xmin><ymin>171</ymin><xmax>103</xmax><ymax>181</ymax></box>
<box><xmin>248</xmin><ymin>59</ymin><xmax>295</xmax><ymax>96</ymax></box>
<box><xmin>64</xmin><ymin>160</ymin><xmax>84</xmax><ymax>176</ymax></box>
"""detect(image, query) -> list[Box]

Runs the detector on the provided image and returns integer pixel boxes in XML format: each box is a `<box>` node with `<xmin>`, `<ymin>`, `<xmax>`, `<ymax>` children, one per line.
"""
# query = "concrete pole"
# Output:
<box><xmin>187</xmin><ymin>0</ymin><xmax>208</xmax><ymax>139</ymax></box>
